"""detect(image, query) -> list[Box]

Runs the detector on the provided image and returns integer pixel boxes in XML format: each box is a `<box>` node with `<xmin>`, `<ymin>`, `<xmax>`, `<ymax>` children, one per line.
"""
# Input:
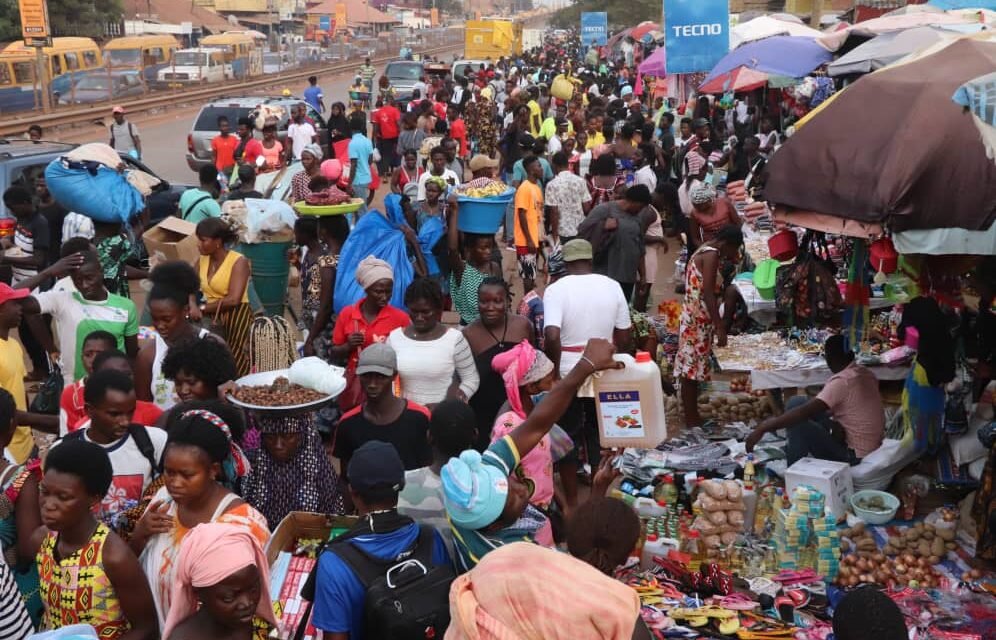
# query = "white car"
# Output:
<box><xmin>158</xmin><ymin>48</ymin><xmax>231</xmax><ymax>87</ymax></box>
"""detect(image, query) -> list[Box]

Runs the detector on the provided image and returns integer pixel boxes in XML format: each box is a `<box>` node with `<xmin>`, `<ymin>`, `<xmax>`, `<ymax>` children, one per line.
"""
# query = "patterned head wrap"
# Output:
<box><xmin>690</xmin><ymin>183</ymin><xmax>717</xmax><ymax>205</ymax></box>
<box><xmin>181</xmin><ymin>409</ymin><xmax>252</xmax><ymax>480</ymax></box>
<box><xmin>243</xmin><ymin>414</ymin><xmax>344</xmax><ymax>527</ymax></box>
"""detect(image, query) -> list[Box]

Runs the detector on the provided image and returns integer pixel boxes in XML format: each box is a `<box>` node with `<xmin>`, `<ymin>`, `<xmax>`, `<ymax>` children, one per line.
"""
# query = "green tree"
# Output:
<box><xmin>551</xmin><ymin>0</ymin><xmax>660</xmax><ymax>31</ymax></box>
<box><xmin>2</xmin><ymin>0</ymin><xmax>124</xmax><ymax>41</ymax></box>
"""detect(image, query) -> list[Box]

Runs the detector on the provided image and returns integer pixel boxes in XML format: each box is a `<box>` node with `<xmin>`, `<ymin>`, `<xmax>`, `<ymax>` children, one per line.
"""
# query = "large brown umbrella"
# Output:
<box><xmin>763</xmin><ymin>36</ymin><xmax>996</xmax><ymax>232</ymax></box>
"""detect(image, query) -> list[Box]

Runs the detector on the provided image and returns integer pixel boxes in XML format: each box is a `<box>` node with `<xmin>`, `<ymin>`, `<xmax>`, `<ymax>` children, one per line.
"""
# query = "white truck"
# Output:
<box><xmin>522</xmin><ymin>28</ymin><xmax>543</xmax><ymax>51</ymax></box>
<box><xmin>157</xmin><ymin>48</ymin><xmax>231</xmax><ymax>87</ymax></box>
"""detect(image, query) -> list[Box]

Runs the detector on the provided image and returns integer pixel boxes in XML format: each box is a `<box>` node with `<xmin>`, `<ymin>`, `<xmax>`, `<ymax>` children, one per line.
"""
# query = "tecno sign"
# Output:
<box><xmin>671</xmin><ymin>23</ymin><xmax>723</xmax><ymax>36</ymax></box>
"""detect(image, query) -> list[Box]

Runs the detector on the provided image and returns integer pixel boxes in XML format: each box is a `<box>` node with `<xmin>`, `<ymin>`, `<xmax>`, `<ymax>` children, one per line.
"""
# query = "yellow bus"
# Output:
<box><xmin>0</xmin><ymin>37</ymin><xmax>102</xmax><ymax>111</ymax></box>
<box><xmin>200</xmin><ymin>33</ymin><xmax>262</xmax><ymax>80</ymax></box>
<box><xmin>104</xmin><ymin>35</ymin><xmax>180</xmax><ymax>84</ymax></box>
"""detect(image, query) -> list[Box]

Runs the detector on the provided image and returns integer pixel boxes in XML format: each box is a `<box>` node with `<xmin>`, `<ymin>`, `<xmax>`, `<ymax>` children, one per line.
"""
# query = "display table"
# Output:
<box><xmin>714</xmin><ymin>332</ymin><xmax>911</xmax><ymax>390</ymax></box>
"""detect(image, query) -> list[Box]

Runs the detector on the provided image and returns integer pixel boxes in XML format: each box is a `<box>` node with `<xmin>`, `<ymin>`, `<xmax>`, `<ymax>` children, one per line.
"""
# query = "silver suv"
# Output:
<box><xmin>186</xmin><ymin>96</ymin><xmax>328</xmax><ymax>172</ymax></box>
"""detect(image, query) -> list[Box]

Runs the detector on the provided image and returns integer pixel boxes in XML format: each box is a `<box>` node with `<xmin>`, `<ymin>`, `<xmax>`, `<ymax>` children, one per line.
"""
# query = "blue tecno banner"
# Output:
<box><xmin>664</xmin><ymin>0</ymin><xmax>730</xmax><ymax>74</ymax></box>
<box><xmin>581</xmin><ymin>12</ymin><xmax>608</xmax><ymax>47</ymax></box>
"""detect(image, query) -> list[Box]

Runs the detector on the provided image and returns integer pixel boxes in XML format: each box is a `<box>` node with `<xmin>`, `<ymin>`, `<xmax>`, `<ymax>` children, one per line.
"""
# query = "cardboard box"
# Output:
<box><xmin>265</xmin><ymin>511</ymin><xmax>358</xmax><ymax>567</ymax></box>
<box><xmin>785</xmin><ymin>457</ymin><xmax>854</xmax><ymax>522</ymax></box>
<box><xmin>143</xmin><ymin>216</ymin><xmax>200</xmax><ymax>267</ymax></box>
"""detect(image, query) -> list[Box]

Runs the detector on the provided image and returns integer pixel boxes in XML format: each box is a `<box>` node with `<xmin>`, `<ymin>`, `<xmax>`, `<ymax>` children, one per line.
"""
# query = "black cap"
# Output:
<box><xmin>518</xmin><ymin>132</ymin><xmax>536</xmax><ymax>149</ymax></box>
<box><xmin>347</xmin><ymin>441</ymin><xmax>405</xmax><ymax>492</ymax></box>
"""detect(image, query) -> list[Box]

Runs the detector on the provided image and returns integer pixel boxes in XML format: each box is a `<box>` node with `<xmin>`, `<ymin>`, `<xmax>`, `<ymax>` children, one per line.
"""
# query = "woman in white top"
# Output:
<box><xmin>135</xmin><ymin>261</ymin><xmax>213</xmax><ymax>410</ymax></box>
<box><xmin>387</xmin><ymin>278</ymin><xmax>479</xmax><ymax>409</ymax></box>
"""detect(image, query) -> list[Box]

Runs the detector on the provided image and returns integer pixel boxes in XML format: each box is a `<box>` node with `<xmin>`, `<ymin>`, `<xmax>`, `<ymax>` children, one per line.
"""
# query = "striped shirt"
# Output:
<box><xmin>0</xmin><ymin>558</ymin><xmax>32</xmax><ymax>639</ymax></box>
<box><xmin>11</xmin><ymin>214</ymin><xmax>49</xmax><ymax>285</ymax></box>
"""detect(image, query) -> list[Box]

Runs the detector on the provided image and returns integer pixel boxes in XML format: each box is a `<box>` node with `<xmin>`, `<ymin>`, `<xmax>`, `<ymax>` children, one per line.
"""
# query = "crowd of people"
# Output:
<box><xmin>0</xmin><ymin>27</ymin><xmax>944</xmax><ymax>640</ymax></box>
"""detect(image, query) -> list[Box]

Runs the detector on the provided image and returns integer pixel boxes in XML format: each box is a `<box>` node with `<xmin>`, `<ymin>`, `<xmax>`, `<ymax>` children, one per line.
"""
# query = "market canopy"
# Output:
<box><xmin>827</xmin><ymin>26</ymin><xmax>953</xmax><ymax>76</ymax></box>
<box><xmin>700</xmin><ymin>36</ymin><xmax>832</xmax><ymax>88</ymax></box>
<box><xmin>698</xmin><ymin>67</ymin><xmax>771</xmax><ymax>94</ymax></box>
<box><xmin>818</xmin><ymin>11</ymin><xmax>979</xmax><ymax>51</ymax></box>
<box><xmin>638</xmin><ymin>46</ymin><xmax>666</xmax><ymax>77</ymax></box>
<box><xmin>729</xmin><ymin>16</ymin><xmax>823</xmax><ymax>50</ymax></box>
<box><xmin>763</xmin><ymin>37</ymin><xmax>996</xmax><ymax>234</ymax></box>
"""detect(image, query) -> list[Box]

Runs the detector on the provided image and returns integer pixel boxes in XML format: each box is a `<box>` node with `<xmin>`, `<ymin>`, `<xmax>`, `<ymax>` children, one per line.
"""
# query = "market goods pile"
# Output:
<box><xmin>690</xmin><ymin>479</ymin><xmax>746</xmax><ymax>552</ymax></box>
<box><xmin>667</xmin><ymin>391</ymin><xmax>775</xmax><ymax>424</ymax></box>
<box><xmin>305</xmin><ymin>188</ymin><xmax>352</xmax><ymax>205</ymax></box>
<box><xmin>232</xmin><ymin>377</ymin><xmax>326</xmax><ymax>406</ymax></box>
<box><xmin>457</xmin><ymin>181</ymin><xmax>510</xmax><ymax>198</ymax></box>
<box><xmin>835</xmin><ymin>521</ymin><xmax>960</xmax><ymax>590</ymax></box>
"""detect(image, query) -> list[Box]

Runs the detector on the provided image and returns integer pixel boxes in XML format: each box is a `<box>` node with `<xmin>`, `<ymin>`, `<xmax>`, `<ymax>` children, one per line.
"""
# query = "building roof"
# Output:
<box><xmin>305</xmin><ymin>0</ymin><xmax>399</xmax><ymax>24</ymax></box>
<box><xmin>122</xmin><ymin>0</ymin><xmax>234</xmax><ymax>33</ymax></box>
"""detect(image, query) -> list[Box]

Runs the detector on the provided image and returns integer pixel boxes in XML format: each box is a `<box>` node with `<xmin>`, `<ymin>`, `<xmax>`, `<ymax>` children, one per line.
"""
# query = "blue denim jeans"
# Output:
<box><xmin>784</xmin><ymin>395</ymin><xmax>859</xmax><ymax>466</ymax></box>
<box><xmin>353</xmin><ymin>185</ymin><xmax>370</xmax><ymax>218</ymax></box>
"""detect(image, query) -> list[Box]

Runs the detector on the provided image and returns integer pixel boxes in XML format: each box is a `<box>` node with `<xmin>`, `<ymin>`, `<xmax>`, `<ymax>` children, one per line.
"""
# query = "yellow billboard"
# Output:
<box><xmin>335</xmin><ymin>3</ymin><xmax>347</xmax><ymax>32</ymax></box>
<box><xmin>18</xmin><ymin>0</ymin><xmax>51</xmax><ymax>46</ymax></box>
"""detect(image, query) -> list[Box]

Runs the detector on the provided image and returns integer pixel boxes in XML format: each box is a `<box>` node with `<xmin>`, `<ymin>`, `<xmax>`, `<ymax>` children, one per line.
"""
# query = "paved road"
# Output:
<box><xmin>57</xmin><ymin>52</ymin><xmax>462</xmax><ymax>183</ymax></box>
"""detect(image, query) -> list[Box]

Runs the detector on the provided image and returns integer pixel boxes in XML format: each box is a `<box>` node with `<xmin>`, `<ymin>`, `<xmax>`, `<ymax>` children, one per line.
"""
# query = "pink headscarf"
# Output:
<box><xmin>162</xmin><ymin>523</ymin><xmax>277</xmax><ymax>639</ymax></box>
<box><xmin>491</xmin><ymin>340</ymin><xmax>554</xmax><ymax>419</ymax></box>
<box><xmin>445</xmin><ymin>542</ymin><xmax>640</xmax><ymax>640</ymax></box>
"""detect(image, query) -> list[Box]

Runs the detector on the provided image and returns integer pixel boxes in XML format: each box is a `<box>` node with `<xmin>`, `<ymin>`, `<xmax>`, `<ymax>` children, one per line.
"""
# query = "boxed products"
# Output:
<box><xmin>785</xmin><ymin>457</ymin><xmax>854</xmax><ymax>521</ymax></box>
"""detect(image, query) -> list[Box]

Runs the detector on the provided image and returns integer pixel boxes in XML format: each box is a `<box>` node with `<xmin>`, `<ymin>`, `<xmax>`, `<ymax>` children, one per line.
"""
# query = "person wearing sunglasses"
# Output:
<box><xmin>441</xmin><ymin>338</ymin><xmax>622</xmax><ymax>572</ymax></box>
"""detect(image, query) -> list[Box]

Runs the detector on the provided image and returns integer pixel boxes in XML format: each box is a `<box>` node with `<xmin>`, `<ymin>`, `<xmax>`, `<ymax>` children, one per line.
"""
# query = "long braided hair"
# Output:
<box><xmin>248</xmin><ymin>315</ymin><xmax>297</xmax><ymax>373</ymax></box>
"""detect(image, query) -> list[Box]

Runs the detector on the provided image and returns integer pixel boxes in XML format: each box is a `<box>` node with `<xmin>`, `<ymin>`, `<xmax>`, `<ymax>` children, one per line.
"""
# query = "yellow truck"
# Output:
<box><xmin>464</xmin><ymin>20</ymin><xmax>522</xmax><ymax>60</ymax></box>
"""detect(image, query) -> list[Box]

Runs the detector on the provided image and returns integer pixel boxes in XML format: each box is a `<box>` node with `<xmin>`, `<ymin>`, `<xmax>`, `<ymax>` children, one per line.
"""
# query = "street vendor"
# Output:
<box><xmin>745</xmin><ymin>335</ymin><xmax>885</xmax><ymax>465</ymax></box>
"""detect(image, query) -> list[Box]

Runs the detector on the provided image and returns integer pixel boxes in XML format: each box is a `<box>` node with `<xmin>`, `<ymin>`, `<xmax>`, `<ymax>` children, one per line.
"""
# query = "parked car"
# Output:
<box><xmin>186</xmin><ymin>96</ymin><xmax>330</xmax><ymax>172</ymax></box>
<box><xmin>157</xmin><ymin>48</ymin><xmax>230</xmax><ymax>87</ymax></box>
<box><xmin>384</xmin><ymin>59</ymin><xmax>423</xmax><ymax>108</ymax></box>
<box><xmin>57</xmin><ymin>69</ymin><xmax>147</xmax><ymax>106</ymax></box>
<box><xmin>0</xmin><ymin>138</ymin><xmax>191</xmax><ymax>229</ymax></box>
<box><xmin>452</xmin><ymin>59</ymin><xmax>492</xmax><ymax>82</ymax></box>
<box><xmin>263</xmin><ymin>51</ymin><xmax>294</xmax><ymax>74</ymax></box>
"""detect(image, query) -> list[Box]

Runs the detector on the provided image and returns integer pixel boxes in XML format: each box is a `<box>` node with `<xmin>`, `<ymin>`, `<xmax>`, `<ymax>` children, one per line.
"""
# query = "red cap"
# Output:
<box><xmin>0</xmin><ymin>283</ymin><xmax>29</xmax><ymax>305</ymax></box>
<box><xmin>635</xmin><ymin>351</ymin><xmax>652</xmax><ymax>363</ymax></box>
<box><xmin>647</xmin><ymin>534</ymin><xmax>658</xmax><ymax>542</ymax></box>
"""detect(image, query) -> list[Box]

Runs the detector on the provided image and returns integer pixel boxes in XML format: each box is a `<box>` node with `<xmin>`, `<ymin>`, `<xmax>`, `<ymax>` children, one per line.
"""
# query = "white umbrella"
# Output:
<box><xmin>827</xmin><ymin>26</ymin><xmax>954</xmax><ymax>76</ymax></box>
<box><xmin>729</xmin><ymin>16</ymin><xmax>822</xmax><ymax>50</ymax></box>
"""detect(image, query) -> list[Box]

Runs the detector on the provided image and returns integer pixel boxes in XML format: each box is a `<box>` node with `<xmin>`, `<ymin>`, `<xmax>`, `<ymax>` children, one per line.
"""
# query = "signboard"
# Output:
<box><xmin>664</xmin><ymin>0</ymin><xmax>729</xmax><ymax>74</ymax></box>
<box><xmin>580</xmin><ymin>12</ymin><xmax>608</xmax><ymax>47</ymax></box>
<box><xmin>319</xmin><ymin>15</ymin><xmax>331</xmax><ymax>32</ymax></box>
<box><xmin>18</xmin><ymin>0</ymin><xmax>51</xmax><ymax>47</ymax></box>
<box><xmin>335</xmin><ymin>2</ymin><xmax>347</xmax><ymax>33</ymax></box>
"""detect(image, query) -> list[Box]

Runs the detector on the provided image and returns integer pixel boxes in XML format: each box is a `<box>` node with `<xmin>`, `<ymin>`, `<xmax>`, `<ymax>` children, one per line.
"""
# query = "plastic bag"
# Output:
<box><xmin>288</xmin><ymin>357</ymin><xmax>346</xmax><ymax>395</ymax></box>
<box><xmin>29</xmin><ymin>363</ymin><xmax>62</xmax><ymax>415</ymax></box>
<box><xmin>334</xmin><ymin>208</ymin><xmax>415</xmax><ymax>313</ymax></box>
<box><xmin>45</xmin><ymin>159</ymin><xmax>144</xmax><ymax>224</ymax></box>
<box><xmin>241</xmin><ymin>198</ymin><xmax>296</xmax><ymax>244</ymax></box>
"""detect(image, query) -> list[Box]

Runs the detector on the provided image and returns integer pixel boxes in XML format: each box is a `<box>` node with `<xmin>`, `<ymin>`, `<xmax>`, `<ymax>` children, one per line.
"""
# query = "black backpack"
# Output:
<box><xmin>65</xmin><ymin>425</ymin><xmax>159</xmax><ymax>478</ymax></box>
<box><xmin>300</xmin><ymin>525</ymin><xmax>453</xmax><ymax>640</ymax></box>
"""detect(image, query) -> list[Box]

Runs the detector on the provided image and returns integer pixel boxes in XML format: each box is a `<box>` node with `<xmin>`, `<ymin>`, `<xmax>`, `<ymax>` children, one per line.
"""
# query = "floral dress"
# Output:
<box><xmin>300</xmin><ymin>250</ymin><xmax>338</xmax><ymax>360</ymax></box>
<box><xmin>96</xmin><ymin>234</ymin><xmax>133</xmax><ymax>298</ymax></box>
<box><xmin>673</xmin><ymin>246</ymin><xmax>721</xmax><ymax>382</ymax></box>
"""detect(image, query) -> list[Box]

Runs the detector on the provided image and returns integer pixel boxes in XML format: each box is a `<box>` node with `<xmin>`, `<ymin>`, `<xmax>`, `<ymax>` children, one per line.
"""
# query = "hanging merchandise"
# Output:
<box><xmin>843</xmin><ymin>239</ymin><xmax>871</xmax><ymax>352</ymax></box>
<box><xmin>870</xmin><ymin>236</ymin><xmax>899</xmax><ymax>285</ymax></box>
<box><xmin>775</xmin><ymin>231</ymin><xmax>842</xmax><ymax>326</ymax></box>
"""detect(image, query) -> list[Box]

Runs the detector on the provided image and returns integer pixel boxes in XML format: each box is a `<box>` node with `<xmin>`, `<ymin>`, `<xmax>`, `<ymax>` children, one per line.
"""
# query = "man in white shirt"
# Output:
<box><xmin>416</xmin><ymin>145</ymin><xmax>460</xmax><ymax>201</ymax></box>
<box><xmin>53</xmin><ymin>368</ymin><xmax>166</xmax><ymax>526</ymax></box>
<box><xmin>286</xmin><ymin>103</ymin><xmax>318</xmax><ymax>161</ymax></box>
<box><xmin>543</xmin><ymin>239</ymin><xmax>632</xmax><ymax>471</ymax></box>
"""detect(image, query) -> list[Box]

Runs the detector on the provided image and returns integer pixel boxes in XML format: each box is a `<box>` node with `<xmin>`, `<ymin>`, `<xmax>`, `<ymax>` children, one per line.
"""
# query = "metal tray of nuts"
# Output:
<box><xmin>227</xmin><ymin>369</ymin><xmax>345</xmax><ymax>415</ymax></box>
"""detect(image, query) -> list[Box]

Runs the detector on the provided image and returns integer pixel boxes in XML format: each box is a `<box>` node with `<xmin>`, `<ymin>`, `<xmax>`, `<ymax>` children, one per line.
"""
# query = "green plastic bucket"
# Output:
<box><xmin>238</xmin><ymin>241</ymin><xmax>291</xmax><ymax>317</ymax></box>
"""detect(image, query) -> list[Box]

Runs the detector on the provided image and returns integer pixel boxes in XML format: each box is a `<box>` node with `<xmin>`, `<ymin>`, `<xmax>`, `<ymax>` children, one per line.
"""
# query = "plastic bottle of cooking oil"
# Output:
<box><xmin>680</xmin><ymin>529</ymin><xmax>705</xmax><ymax>573</ymax></box>
<box><xmin>594</xmin><ymin>352</ymin><xmax>667</xmax><ymax>449</ymax></box>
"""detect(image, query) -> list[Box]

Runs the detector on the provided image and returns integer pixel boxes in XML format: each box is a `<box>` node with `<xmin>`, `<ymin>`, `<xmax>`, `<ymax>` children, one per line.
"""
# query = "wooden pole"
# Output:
<box><xmin>36</xmin><ymin>46</ymin><xmax>51</xmax><ymax>113</ymax></box>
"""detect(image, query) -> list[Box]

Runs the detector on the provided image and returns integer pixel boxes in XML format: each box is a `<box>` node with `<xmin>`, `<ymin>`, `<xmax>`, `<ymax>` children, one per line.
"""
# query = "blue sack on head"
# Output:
<box><xmin>44</xmin><ymin>158</ymin><xmax>145</xmax><ymax>224</ymax></box>
<box><xmin>334</xmin><ymin>208</ymin><xmax>415</xmax><ymax>313</ymax></box>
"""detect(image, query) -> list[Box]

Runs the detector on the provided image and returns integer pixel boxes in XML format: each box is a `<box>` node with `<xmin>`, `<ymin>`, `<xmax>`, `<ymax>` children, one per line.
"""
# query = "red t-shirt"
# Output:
<box><xmin>332</xmin><ymin>299</ymin><xmax>411</xmax><ymax>372</ymax></box>
<box><xmin>60</xmin><ymin>380</ymin><xmax>86</xmax><ymax>435</ymax></box>
<box><xmin>432</xmin><ymin>101</ymin><xmax>447</xmax><ymax>121</ymax></box>
<box><xmin>211</xmin><ymin>134</ymin><xmax>240</xmax><ymax>171</ymax></box>
<box><xmin>69</xmin><ymin>401</ymin><xmax>164</xmax><ymax>433</ymax></box>
<box><xmin>374</xmin><ymin>105</ymin><xmax>401</xmax><ymax>140</ymax></box>
<box><xmin>450</xmin><ymin>118</ymin><xmax>468</xmax><ymax>157</ymax></box>
<box><xmin>242</xmin><ymin>138</ymin><xmax>264</xmax><ymax>167</ymax></box>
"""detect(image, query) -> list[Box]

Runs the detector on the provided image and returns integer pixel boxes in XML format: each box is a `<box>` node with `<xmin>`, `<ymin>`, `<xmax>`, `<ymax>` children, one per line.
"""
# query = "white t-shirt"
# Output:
<box><xmin>52</xmin><ymin>426</ymin><xmax>167</xmax><ymax>522</ymax></box>
<box><xmin>635</xmin><ymin>165</ymin><xmax>657</xmax><ymax>192</ymax></box>
<box><xmin>287</xmin><ymin>121</ymin><xmax>317</xmax><ymax>159</ymax></box>
<box><xmin>543</xmin><ymin>273</ymin><xmax>632</xmax><ymax>373</ymax></box>
<box><xmin>386</xmin><ymin>327</ymin><xmax>480</xmax><ymax>406</ymax></box>
<box><xmin>35</xmin><ymin>289</ymin><xmax>139</xmax><ymax>386</ymax></box>
<box><xmin>416</xmin><ymin>169</ymin><xmax>460</xmax><ymax>201</ymax></box>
